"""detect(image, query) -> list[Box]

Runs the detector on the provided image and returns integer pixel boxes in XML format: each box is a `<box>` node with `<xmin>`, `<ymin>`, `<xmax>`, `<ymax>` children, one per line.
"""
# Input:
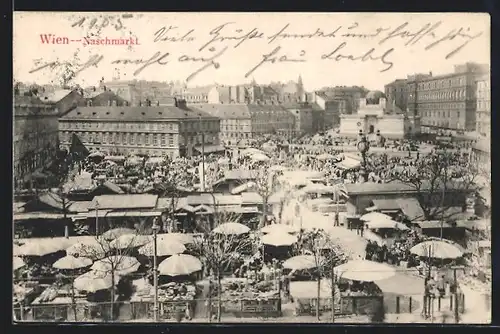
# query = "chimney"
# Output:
<box><xmin>139</xmin><ymin>101</ymin><xmax>142</xmax><ymax>106</ymax></box>
<box><xmin>157</xmin><ymin>101</ymin><xmax>160</xmax><ymax>106</ymax></box>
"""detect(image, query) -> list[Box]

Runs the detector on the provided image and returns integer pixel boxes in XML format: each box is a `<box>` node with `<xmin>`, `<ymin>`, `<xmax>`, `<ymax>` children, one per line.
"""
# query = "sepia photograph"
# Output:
<box><xmin>12</xmin><ymin>12</ymin><xmax>490</xmax><ymax>324</ymax></box>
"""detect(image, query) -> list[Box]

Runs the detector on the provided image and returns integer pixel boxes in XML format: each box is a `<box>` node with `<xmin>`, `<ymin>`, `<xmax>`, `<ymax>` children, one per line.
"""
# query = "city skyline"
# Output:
<box><xmin>14</xmin><ymin>12</ymin><xmax>490</xmax><ymax>91</ymax></box>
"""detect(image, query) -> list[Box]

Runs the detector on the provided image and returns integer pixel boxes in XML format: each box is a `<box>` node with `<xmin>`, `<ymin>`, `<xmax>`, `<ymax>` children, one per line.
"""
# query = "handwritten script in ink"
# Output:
<box><xmin>29</xmin><ymin>19</ymin><xmax>485</xmax><ymax>82</ymax></box>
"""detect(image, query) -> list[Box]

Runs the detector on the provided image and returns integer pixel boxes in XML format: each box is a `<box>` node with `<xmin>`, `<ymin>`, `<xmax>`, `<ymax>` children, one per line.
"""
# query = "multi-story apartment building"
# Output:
<box><xmin>316</xmin><ymin>86</ymin><xmax>369</xmax><ymax>115</ymax></box>
<box><xmin>14</xmin><ymin>95</ymin><xmax>60</xmax><ymax>188</ymax></box>
<box><xmin>405</xmin><ymin>63</ymin><xmax>488</xmax><ymax>132</ymax></box>
<box><xmin>282</xmin><ymin>102</ymin><xmax>314</xmax><ymax>134</ymax></box>
<box><xmin>247</xmin><ymin>103</ymin><xmax>296</xmax><ymax>138</ymax></box>
<box><xmin>384</xmin><ymin>79</ymin><xmax>409</xmax><ymax>113</ymax></box>
<box><xmin>475</xmin><ymin>72</ymin><xmax>490</xmax><ymax>136</ymax></box>
<box><xmin>58</xmin><ymin>99</ymin><xmax>220</xmax><ymax>158</ymax></box>
<box><xmin>179</xmin><ymin>86</ymin><xmax>220</xmax><ymax>104</ymax></box>
<box><xmin>194</xmin><ymin>104</ymin><xmax>253</xmax><ymax>146</ymax></box>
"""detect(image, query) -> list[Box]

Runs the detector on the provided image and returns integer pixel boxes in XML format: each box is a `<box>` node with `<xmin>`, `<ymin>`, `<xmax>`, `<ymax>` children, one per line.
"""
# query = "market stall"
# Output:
<box><xmin>209</xmin><ymin>278</ymin><xmax>281</xmax><ymax>318</ymax></box>
<box><xmin>129</xmin><ymin>279</ymin><xmax>200</xmax><ymax>320</ymax></box>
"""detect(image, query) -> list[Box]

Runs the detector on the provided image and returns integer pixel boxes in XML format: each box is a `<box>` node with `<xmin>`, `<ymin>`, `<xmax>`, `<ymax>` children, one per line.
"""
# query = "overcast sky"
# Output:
<box><xmin>14</xmin><ymin>12</ymin><xmax>490</xmax><ymax>91</ymax></box>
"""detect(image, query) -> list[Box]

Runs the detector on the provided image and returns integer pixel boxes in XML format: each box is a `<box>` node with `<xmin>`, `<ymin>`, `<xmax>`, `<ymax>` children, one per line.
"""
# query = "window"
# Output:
<box><xmin>145</xmin><ymin>134</ymin><xmax>150</xmax><ymax>146</ymax></box>
<box><xmin>457</xmin><ymin>111</ymin><xmax>460</xmax><ymax>118</ymax></box>
<box><xmin>161</xmin><ymin>134</ymin><xmax>166</xmax><ymax>146</ymax></box>
<box><xmin>121</xmin><ymin>133</ymin><xmax>126</xmax><ymax>143</ymax></box>
<box><xmin>131</xmin><ymin>133</ymin><xmax>135</xmax><ymax>145</ymax></box>
<box><xmin>153</xmin><ymin>134</ymin><xmax>158</xmax><ymax>146</ymax></box>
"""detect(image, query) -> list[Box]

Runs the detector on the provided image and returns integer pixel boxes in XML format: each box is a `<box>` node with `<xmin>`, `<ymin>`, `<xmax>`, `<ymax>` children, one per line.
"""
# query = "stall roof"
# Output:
<box><xmin>67</xmin><ymin>201</ymin><xmax>92</xmax><ymax>213</ymax></box>
<box><xmin>455</xmin><ymin>219</ymin><xmax>490</xmax><ymax>230</ymax></box>
<box><xmin>396</xmin><ymin>198</ymin><xmax>425</xmax><ymax>221</ymax></box>
<box><xmin>14</xmin><ymin>212</ymin><xmax>79</xmax><ymax>220</ymax></box>
<box><xmin>414</xmin><ymin>221</ymin><xmax>452</xmax><ymax>229</ymax></box>
<box><xmin>336</xmin><ymin>157</ymin><xmax>361</xmax><ymax>170</ymax></box>
<box><xmin>240</xmin><ymin>192</ymin><xmax>263</xmax><ymax>204</ymax></box>
<box><xmin>371</xmin><ymin>199</ymin><xmax>400</xmax><ymax>211</ymax></box>
<box><xmin>89</xmin><ymin>194</ymin><xmax>158</xmax><ymax>210</ymax></box>
<box><xmin>343</xmin><ymin>181</ymin><xmax>472</xmax><ymax>196</ymax></box>
<box><xmin>156</xmin><ymin>197</ymin><xmax>189</xmax><ymax>211</ymax></box>
<box><xmin>88</xmin><ymin>210</ymin><xmax>162</xmax><ymax>218</ymax></box>
<box><xmin>194</xmin><ymin>145</ymin><xmax>225</xmax><ymax>154</ymax></box>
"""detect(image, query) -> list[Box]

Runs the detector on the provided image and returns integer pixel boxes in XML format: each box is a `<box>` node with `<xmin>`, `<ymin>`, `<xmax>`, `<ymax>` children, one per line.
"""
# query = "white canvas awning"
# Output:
<box><xmin>336</xmin><ymin>158</ymin><xmax>361</xmax><ymax>170</ymax></box>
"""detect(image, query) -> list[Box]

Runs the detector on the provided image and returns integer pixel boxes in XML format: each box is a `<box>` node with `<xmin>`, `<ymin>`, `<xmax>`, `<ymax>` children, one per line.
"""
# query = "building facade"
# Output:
<box><xmin>475</xmin><ymin>72</ymin><xmax>490</xmax><ymax>136</ymax></box>
<box><xmin>384</xmin><ymin>79</ymin><xmax>408</xmax><ymax>113</ymax></box>
<box><xmin>339</xmin><ymin>91</ymin><xmax>420</xmax><ymax>140</ymax></box>
<box><xmin>58</xmin><ymin>100</ymin><xmax>220</xmax><ymax>158</ymax></box>
<box><xmin>14</xmin><ymin>96</ymin><xmax>60</xmax><ymax>188</ymax></box>
<box><xmin>316</xmin><ymin>86</ymin><xmax>369</xmax><ymax>115</ymax></box>
<box><xmin>282</xmin><ymin>102</ymin><xmax>314</xmax><ymax>134</ymax></box>
<box><xmin>247</xmin><ymin>103</ymin><xmax>296</xmax><ymax>138</ymax></box>
<box><xmin>179</xmin><ymin>86</ymin><xmax>219</xmax><ymax>104</ymax></box>
<box><xmin>194</xmin><ymin>104</ymin><xmax>253</xmax><ymax>146</ymax></box>
<box><xmin>405</xmin><ymin>63</ymin><xmax>488</xmax><ymax>132</ymax></box>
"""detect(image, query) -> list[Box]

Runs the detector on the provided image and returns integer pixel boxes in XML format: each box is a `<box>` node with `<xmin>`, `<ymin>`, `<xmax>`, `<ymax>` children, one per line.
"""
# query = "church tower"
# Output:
<box><xmin>297</xmin><ymin>74</ymin><xmax>305</xmax><ymax>101</ymax></box>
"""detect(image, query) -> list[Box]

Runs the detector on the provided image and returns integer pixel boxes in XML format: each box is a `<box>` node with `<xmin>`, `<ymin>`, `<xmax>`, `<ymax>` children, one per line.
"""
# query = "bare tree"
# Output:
<box><xmin>298</xmin><ymin>229</ymin><xmax>349</xmax><ymax>321</ymax></box>
<box><xmin>387</xmin><ymin>151</ymin><xmax>480</xmax><ymax>222</ymax></box>
<box><xmin>250</xmin><ymin>165</ymin><xmax>279</xmax><ymax>229</ymax></box>
<box><xmin>191</xmin><ymin>210</ymin><xmax>253</xmax><ymax>322</ymax></box>
<box><xmin>76</xmin><ymin>232</ymin><xmax>142</xmax><ymax>321</ymax></box>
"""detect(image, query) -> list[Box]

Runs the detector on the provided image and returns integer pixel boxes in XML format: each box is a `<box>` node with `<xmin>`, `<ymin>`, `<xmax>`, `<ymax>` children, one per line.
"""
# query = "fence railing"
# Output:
<box><xmin>13</xmin><ymin>292</ymin><xmax>475</xmax><ymax>323</ymax></box>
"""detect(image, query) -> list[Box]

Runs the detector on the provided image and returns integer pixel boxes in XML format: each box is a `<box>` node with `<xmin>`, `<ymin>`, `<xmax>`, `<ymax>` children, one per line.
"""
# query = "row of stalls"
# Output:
<box><xmin>14</xmin><ymin>219</ymin><xmax>396</xmax><ymax>322</ymax></box>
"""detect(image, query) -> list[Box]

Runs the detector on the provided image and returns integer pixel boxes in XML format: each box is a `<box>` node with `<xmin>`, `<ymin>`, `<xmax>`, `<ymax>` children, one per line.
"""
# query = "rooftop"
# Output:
<box><xmin>61</xmin><ymin>105</ymin><xmax>218</xmax><ymax>121</ymax></box>
<box><xmin>194</xmin><ymin>104</ymin><xmax>251</xmax><ymax>119</ymax></box>
<box><xmin>89</xmin><ymin>194</ymin><xmax>158</xmax><ymax>210</ymax></box>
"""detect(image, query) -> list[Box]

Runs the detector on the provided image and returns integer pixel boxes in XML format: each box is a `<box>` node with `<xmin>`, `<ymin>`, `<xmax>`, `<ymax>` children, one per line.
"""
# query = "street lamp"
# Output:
<box><xmin>152</xmin><ymin>217</ymin><xmax>160</xmax><ymax>322</ymax></box>
<box><xmin>95</xmin><ymin>200</ymin><xmax>99</xmax><ymax>236</ymax></box>
<box><xmin>356</xmin><ymin>130</ymin><xmax>370</xmax><ymax>182</ymax></box>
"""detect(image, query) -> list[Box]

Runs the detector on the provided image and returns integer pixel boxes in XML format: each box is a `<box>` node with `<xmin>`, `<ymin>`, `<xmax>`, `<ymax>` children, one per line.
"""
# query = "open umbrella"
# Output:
<box><xmin>262</xmin><ymin>232</ymin><xmax>298</xmax><ymax>247</ymax></box>
<box><xmin>74</xmin><ymin>270</ymin><xmax>117</xmax><ymax>292</ymax></box>
<box><xmin>88</xmin><ymin>151</ymin><xmax>105</xmax><ymax>158</ymax></box>
<box><xmin>91</xmin><ymin>255</ymin><xmax>141</xmax><ymax>275</ymax></box>
<box><xmin>212</xmin><ymin>222</ymin><xmax>250</xmax><ymax>235</ymax></box>
<box><xmin>17</xmin><ymin>239</ymin><xmax>67</xmax><ymax>256</ymax></box>
<box><xmin>261</xmin><ymin>224</ymin><xmax>299</xmax><ymax>234</ymax></box>
<box><xmin>66</xmin><ymin>238</ymin><xmax>110</xmax><ymax>259</ymax></box>
<box><xmin>110</xmin><ymin>234</ymin><xmax>152</xmax><ymax>250</ymax></box>
<box><xmin>360</xmin><ymin>212</ymin><xmax>393</xmax><ymax>222</ymax></box>
<box><xmin>316</xmin><ymin>153</ymin><xmax>335</xmax><ymax>161</ymax></box>
<box><xmin>138</xmin><ymin>240</ymin><xmax>186</xmax><ymax>257</ymax></box>
<box><xmin>13</xmin><ymin>256</ymin><xmax>25</xmax><ymax>270</ymax></box>
<box><xmin>251</xmin><ymin>153</ymin><xmax>270</xmax><ymax>162</ymax></box>
<box><xmin>283</xmin><ymin>255</ymin><xmax>319</xmax><ymax>270</ymax></box>
<box><xmin>333</xmin><ymin>260</ymin><xmax>396</xmax><ymax>282</ymax></box>
<box><xmin>102</xmin><ymin>228</ymin><xmax>136</xmax><ymax>241</ymax></box>
<box><xmin>155</xmin><ymin>233</ymin><xmax>195</xmax><ymax>245</ymax></box>
<box><xmin>410</xmin><ymin>240</ymin><xmax>464</xmax><ymax>259</ymax></box>
<box><xmin>158</xmin><ymin>254</ymin><xmax>202</xmax><ymax>276</ymax></box>
<box><xmin>53</xmin><ymin>255</ymin><xmax>93</xmax><ymax>270</ymax></box>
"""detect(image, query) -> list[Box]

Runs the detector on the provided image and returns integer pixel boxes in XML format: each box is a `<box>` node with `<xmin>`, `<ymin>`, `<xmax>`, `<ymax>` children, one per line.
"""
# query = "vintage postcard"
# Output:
<box><xmin>13</xmin><ymin>12</ymin><xmax>490</xmax><ymax>324</ymax></box>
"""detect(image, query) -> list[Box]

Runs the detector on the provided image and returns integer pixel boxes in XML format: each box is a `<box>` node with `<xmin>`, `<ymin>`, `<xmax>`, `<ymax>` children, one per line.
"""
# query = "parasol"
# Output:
<box><xmin>261</xmin><ymin>232</ymin><xmax>298</xmax><ymax>247</ymax></box>
<box><xmin>155</xmin><ymin>233</ymin><xmax>195</xmax><ymax>245</ymax></box>
<box><xmin>333</xmin><ymin>260</ymin><xmax>396</xmax><ymax>282</ymax></box>
<box><xmin>66</xmin><ymin>237</ymin><xmax>110</xmax><ymax>259</ymax></box>
<box><xmin>138</xmin><ymin>240</ymin><xmax>186</xmax><ymax>257</ymax></box>
<box><xmin>365</xmin><ymin>219</ymin><xmax>410</xmax><ymax>230</ymax></box>
<box><xmin>74</xmin><ymin>270</ymin><xmax>117</xmax><ymax>292</ymax></box>
<box><xmin>13</xmin><ymin>256</ymin><xmax>26</xmax><ymax>270</ymax></box>
<box><xmin>91</xmin><ymin>255</ymin><xmax>141</xmax><ymax>275</ymax></box>
<box><xmin>251</xmin><ymin>153</ymin><xmax>270</xmax><ymax>162</ymax></box>
<box><xmin>316</xmin><ymin>153</ymin><xmax>335</xmax><ymax>161</ymax></box>
<box><xmin>410</xmin><ymin>240</ymin><xmax>464</xmax><ymax>259</ymax></box>
<box><xmin>212</xmin><ymin>222</ymin><xmax>250</xmax><ymax>235</ymax></box>
<box><xmin>16</xmin><ymin>239</ymin><xmax>67</xmax><ymax>256</ymax></box>
<box><xmin>53</xmin><ymin>255</ymin><xmax>93</xmax><ymax>270</ymax></box>
<box><xmin>360</xmin><ymin>212</ymin><xmax>393</xmax><ymax>222</ymax></box>
<box><xmin>283</xmin><ymin>255</ymin><xmax>319</xmax><ymax>270</ymax></box>
<box><xmin>261</xmin><ymin>224</ymin><xmax>299</xmax><ymax>234</ymax></box>
<box><xmin>109</xmin><ymin>234</ymin><xmax>152</xmax><ymax>250</ymax></box>
<box><xmin>102</xmin><ymin>228</ymin><xmax>136</xmax><ymax>240</ymax></box>
<box><xmin>158</xmin><ymin>254</ymin><xmax>202</xmax><ymax>276</ymax></box>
